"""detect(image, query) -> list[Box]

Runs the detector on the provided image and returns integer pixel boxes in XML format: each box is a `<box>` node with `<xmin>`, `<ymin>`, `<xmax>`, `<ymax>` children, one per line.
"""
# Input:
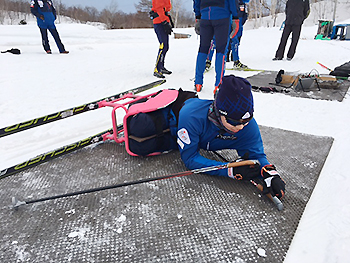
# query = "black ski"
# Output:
<box><xmin>0</xmin><ymin>128</ymin><xmax>121</xmax><ymax>180</ymax></box>
<box><xmin>0</xmin><ymin>80</ymin><xmax>165</xmax><ymax>138</ymax></box>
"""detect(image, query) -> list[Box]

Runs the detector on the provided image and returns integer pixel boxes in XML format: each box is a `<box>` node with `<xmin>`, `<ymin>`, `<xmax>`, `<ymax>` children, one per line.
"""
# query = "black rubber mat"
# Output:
<box><xmin>0</xmin><ymin>126</ymin><xmax>333</xmax><ymax>262</ymax></box>
<box><xmin>246</xmin><ymin>71</ymin><xmax>349</xmax><ymax>102</ymax></box>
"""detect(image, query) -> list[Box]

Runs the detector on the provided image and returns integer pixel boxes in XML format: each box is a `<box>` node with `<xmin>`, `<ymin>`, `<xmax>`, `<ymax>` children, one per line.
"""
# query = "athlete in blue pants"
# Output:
<box><xmin>193</xmin><ymin>0</ymin><xmax>239</xmax><ymax>93</ymax></box>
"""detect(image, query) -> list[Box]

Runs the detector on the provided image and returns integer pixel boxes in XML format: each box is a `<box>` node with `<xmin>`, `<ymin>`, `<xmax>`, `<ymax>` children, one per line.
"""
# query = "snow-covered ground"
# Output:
<box><xmin>1</xmin><ymin>2</ymin><xmax>350</xmax><ymax>262</ymax></box>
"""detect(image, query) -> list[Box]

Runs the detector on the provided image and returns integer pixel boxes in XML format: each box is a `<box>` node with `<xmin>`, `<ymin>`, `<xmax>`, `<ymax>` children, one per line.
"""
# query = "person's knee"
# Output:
<box><xmin>199</xmin><ymin>45</ymin><xmax>211</xmax><ymax>53</ymax></box>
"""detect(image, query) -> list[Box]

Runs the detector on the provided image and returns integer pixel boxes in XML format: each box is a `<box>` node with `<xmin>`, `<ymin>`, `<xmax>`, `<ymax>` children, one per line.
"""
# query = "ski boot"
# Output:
<box><xmin>153</xmin><ymin>69</ymin><xmax>165</xmax><ymax>79</ymax></box>
<box><xmin>205</xmin><ymin>60</ymin><xmax>211</xmax><ymax>71</ymax></box>
<box><xmin>195</xmin><ymin>84</ymin><xmax>203</xmax><ymax>92</ymax></box>
<box><xmin>233</xmin><ymin>60</ymin><xmax>248</xmax><ymax>69</ymax></box>
<box><xmin>161</xmin><ymin>68</ymin><xmax>172</xmax><ymax>75</ymax></box>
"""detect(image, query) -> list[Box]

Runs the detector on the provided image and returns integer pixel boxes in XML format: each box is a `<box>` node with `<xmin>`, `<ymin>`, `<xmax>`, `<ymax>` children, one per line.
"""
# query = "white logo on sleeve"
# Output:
<box><xmin>177</xmin><ymin>128</ymin><xmax>191</xmax><ymax>145</ymax></box>
<box><xmin>242</xmin><ymin>112</ymin><xmax>251</xmax><ymax>119</ymax></box>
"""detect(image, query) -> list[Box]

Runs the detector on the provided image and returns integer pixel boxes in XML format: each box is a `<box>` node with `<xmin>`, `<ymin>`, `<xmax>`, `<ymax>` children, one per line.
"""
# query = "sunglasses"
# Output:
<box><xmin>224</xmin><ymin>116</ymin><xmax>252</xmax><ymax>126</ymax></box>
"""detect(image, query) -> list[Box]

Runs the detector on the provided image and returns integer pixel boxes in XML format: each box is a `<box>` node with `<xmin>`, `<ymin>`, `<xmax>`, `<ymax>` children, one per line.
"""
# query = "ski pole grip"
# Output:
<box><xmin>227</xmin><ymin>160</ymin><xmax>259</xmax><ymax>168</ymax></box>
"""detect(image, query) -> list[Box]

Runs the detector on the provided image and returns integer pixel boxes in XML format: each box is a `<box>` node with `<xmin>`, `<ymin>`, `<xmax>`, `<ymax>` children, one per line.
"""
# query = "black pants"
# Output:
<box><xmin>275</xmin><ymin>24</ymin><xmax>302</xmax><ymax>59</ymax></box>
<box><xmin>39</xmin><ymin>27</ymin><xmax>65</xmax><ymax>53</ymax></box>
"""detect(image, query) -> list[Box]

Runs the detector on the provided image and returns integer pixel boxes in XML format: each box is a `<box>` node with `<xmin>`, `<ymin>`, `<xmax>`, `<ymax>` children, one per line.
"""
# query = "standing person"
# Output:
<box><xmin>150</xmin><ymin>0</ymin><xmax>173</xmax><ymax>79</ymax></box>
<box><xmin>193</xmin><ymin>0</ymin><xmax>239</xmax><ymax>93</ymax></box>
<box><xmin>177</xmin><ymin>75</ymin><xmax>285</xmax><ymax>199</ymax></box>
<box><xmin>273</xmin><ymin>0</ymin><xmax>310</xmax><ymax>61</ymax></box>
<box><xmin>30</xmin><ymin>0</ymin><xmax>69</xmax><ymax>54</ymax></box>
<box><xmin>227</xmin><ymin>0</ymin><xmax>250</xmax><ymax>69</ymax></box>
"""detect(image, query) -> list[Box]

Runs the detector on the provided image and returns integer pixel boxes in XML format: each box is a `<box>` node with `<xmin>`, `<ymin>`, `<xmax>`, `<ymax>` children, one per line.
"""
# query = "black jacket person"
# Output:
<box><xmin>273</xmin><ymin>0</ymin><xmax>310</xmax><ymax>61</ymax></box>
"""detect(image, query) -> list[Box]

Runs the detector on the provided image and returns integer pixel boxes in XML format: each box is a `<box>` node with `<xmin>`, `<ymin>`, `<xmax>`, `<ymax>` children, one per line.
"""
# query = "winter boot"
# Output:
<box><xmin>205</xmin><ymin>60</ymin><xmax>211</xmax><ymax>70</ymax></box>
<box><xmin>195</xmin><ymin>84</ymin><xmax>203</xmax><ymax>92</ymax></box>
<box><xmin>233</xmin><ymin>60</ymin><xmax>248</xmax><ymax>69</ymax></box>
<box><xmin>272</xmin><ymin>57</ymin><xmax>282</xmax><ymax>61</ymax></box>
<box><xmin>154</xmin><ymin>69</ymin><xmax>165</xmax><ymax>79</ymax></box>
<box><xmin>161</xmin><ymin>68</ymin><xmax>172</xmax><ymax>75</ymax></box>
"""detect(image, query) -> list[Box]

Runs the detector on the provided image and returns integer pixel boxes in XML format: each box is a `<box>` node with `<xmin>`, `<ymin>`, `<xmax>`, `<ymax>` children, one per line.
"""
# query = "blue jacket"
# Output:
<box><xmin>193</xmin><ymin>0</ymin><xmax>238</xmax><ymax>20</ymax></box>
<box><xmin>30</xmin><ymin>0</ymin><xmax>57</xmax><ymax>29</ymax></box>
<box><xmin>176</xmin><ymin>98</ymin><xmax>269</xmax><ymax>177</ymax></box>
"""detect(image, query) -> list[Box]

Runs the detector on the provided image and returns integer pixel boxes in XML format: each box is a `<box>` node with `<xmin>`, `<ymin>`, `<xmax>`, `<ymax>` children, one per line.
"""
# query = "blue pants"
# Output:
<box><xmin>195</xmin><ymin>18</ymin><xmax>230</xmax><ymax>87</ymax></box>
<box><xmin>154</xmin><ymin>23</ymin><xmax>169</xmax><ymax>72</ymax></box>
<box><xmin>39</xmin><ymin>27</ymin><xmax>65</xmax><ymax>53</ymax></box>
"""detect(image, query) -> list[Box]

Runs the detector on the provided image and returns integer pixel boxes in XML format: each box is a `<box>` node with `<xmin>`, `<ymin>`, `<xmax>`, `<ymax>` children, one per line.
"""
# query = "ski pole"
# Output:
<box><xmin>11</xmin><ymin>161</ymin><xmax>256</xmax><ymax>210</ymax></box>
<box><xmin>211</xmin><ymin>151</ymin><xmax>283</xmax><ymax>211</ymax></box>
<box><xmin>317</xmin><ymin>62</ymin><xmax>332</xmax><ymax>71</ymax></box>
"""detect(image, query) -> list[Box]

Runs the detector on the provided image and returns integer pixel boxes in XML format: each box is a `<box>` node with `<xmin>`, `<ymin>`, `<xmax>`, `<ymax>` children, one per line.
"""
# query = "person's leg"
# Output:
<box><xmin>232</xmin><ymin>19</ymin><xmax>243</xmax><ymax>62</ymax></box>
<box><xmin>286</xmin><ymin>25</ymin><xmax>302</xmax><ymax>60</ymax></box>
<box><xmin>231</xmin><ymin>36</ymin><xmax>240</xmax><ymax>61</ymax></box>
<box><xmin>195</xmin><ymin>19</ymin><xmax>214</xmax><ymax>86</ymax></box>
<box><xmin>213</xmin><ymin>17</ymin><xmax>230</xmax><ymax>87</ymax></box>
<box><xmin>275</xmin><ymin>24</ymin><xmax>292</xmax><ymax>59</ymax></box>
<box><xmin>48</xmin><ymin>27</ymin><xmax>66</xmax><ymax>53</ymax></box>
<box><xmin>154</xmin><ymin>23</ymin><xmax>169</xmax><ymax>75</ymax></box>
<box><xmin>39</xmin><ymin>27</ymin><xmax>51</xmax><ymax>52</ymax></box>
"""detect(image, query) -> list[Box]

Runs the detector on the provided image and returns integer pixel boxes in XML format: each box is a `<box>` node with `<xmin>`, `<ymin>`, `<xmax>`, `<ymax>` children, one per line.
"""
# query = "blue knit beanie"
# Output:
<box><xmin>215</xmin><ymin>75</ymin><xmax>254</xmax><ymax>122</ymax></box>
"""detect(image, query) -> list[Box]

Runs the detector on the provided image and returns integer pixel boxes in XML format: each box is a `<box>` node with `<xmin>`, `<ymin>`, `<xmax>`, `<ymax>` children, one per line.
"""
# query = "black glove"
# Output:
<box><xmin>149</xmin><ymin>10</ymin><xmax>159</xmax><ymax>20</ymax></box>
<box><xmin>39</xmin><ymin>15</ymin><xmax>45</xmax><ymax>20</ymax></box>
<box><xmin>194</xmin><ymin>19</ymin><xmax>200</xmax><ymax>35</ymax></box>
<box><xmin>261</xmin><ymin>164</ymin><xmax>285</xmax><ymax>199</ymax></box>
<box><xmin>162</xmin><ymin>21</ymin><xmax>172</xmax><ymax>35</ymax></box>
<box><xmin>275</xmin><ymin>69</ymin><xmax>284</xmax><ymax>84</ymax></box>
<box><xmin>230</xmin><ymin>17</ymin><xmax>239</xmax><ymax>38</ymax></box>
<box><xmin>230</xmin><ymin>162</ymin><xmax>260</xmax><ymax>181</ymax></box>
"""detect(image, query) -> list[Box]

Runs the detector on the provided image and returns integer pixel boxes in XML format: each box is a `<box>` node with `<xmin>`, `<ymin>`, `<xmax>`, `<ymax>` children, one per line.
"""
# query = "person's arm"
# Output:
<box><xmin>30</xmin><ymin>0</ymin><xmax>40</xmax><ymax>18</ymax></box>
<box><xmin>164</xmin><ymin>0</ymin><xmax>171</xmax><ymax>12</ymax></box>
<box><xmin>228</xmin><ymin>0</ymin><xmax>238</xmax><ymax>17</ymax></box>
<box><xmin>51</xmin><ymin>1</ymin><xmax>57</xmax><ymax>20</ymax></box>
<box><xmin>177</xmin><ymin>116</ymin><xmax>229</xmax><ymax>177</ymax></box>
<box><xmin>193</xmin><ymin>0</ymin><xmax>201</xmax><ymax>19</ymax></box>
<box><xmin>152</xmin><ymin>0</ymin><xmax>169</xmax><ymax>23</ymax></box>
<box><xmin>304</xmin><ymin>0</ymin><xmax>310</xmax><ymax>20</ymax></box>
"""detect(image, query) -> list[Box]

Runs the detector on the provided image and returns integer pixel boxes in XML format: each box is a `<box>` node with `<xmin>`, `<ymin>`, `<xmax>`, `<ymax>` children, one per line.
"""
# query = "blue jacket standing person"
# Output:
<box><xmin>30</xmin><ymin>0</ymin><xmax>69</xmax><ymax>54</ymax></box>
<box><xmin>151</xmin><ymin>0</ymin><xmax>173</xmax><ymax>79</ymax></box>
<box><xmin>177</xmin><ymin>75</ymin><xmax>286</xmax><ymax>199</ymax></box>
<box><xmin>193</xmin><ymin>0</ymin><xmax>239</xmax><ymax>94</ymax></box>
<box><xmin>273</xmin><ymin>0</ymin><xmax>310</xmax><ymax>61</ymax></box>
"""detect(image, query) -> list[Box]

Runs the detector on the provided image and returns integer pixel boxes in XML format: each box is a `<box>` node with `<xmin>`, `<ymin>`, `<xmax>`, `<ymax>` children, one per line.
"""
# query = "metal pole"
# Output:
<box><xmin>332</xmin><ymin>0</ymin><xmax>337</xmax><ymax>24</ymax></box>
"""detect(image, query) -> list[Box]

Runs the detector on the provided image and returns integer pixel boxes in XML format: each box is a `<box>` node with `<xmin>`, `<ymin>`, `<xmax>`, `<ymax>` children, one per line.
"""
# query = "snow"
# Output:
<box><xmin>1</xmin><ymin>4</ymin><xmax>350</xmax><ymax>262</ymax></box>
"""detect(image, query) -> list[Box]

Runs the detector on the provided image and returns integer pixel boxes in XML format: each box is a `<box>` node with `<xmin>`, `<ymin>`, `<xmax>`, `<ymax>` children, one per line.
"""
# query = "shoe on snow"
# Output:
<box><xmin>60</xmin><ymin>51</ymin><xmax>69</xmax><ymax>54</ymax></box>
<box><xmin>272</xmin><ymin>57</ymin><xmax>282</xmax><ymax>61</ymax></box>
<box><xmin>195</xmin><ymin>84</ymin><xmax>202</xmax><ymax>92</ymax></box>
<box><xmin>154</xmin><ymin>71</ymin><xmax>165</xmax><ymax>79</ymax></box>
<box><xmin>161</xmin><ymin>68</ymin><xmax>172</xmax><ymax>75</ymax></box>
<box><xmin>233</xmin><ymin>60</ymin><xmax>248</xmax><ymax>69</ymax></box>
<box><xmin>205</xmin><ymin>60</ymin><xmax>211</xmax><ymax>70</ymax></box>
